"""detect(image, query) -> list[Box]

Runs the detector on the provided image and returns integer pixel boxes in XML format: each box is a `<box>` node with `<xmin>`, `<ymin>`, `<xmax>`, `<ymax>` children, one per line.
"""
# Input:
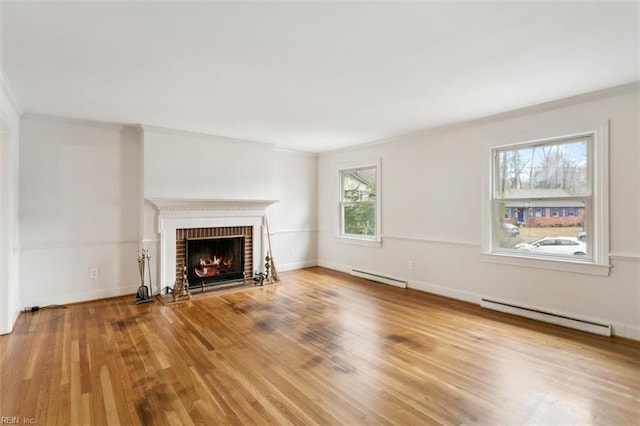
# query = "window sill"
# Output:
<box><xmin>336</xmin><ymin>235</ymin><xmax>382</xmax><ymax>248</ymax></box>
<box><xmin>481</xmin><ymin>252</ymin><xmax>611</xmax><ymax>276</ymax></box>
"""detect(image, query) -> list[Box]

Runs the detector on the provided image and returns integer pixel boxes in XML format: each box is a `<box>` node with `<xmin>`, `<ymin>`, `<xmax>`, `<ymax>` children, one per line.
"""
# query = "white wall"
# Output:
<box><xmin>318</xmin><ymin>85</ymin><xmax>640</xmax><ymax>339</ymax></box>
<box><xmin>19</xmin><ymin>116</ymin><xmax>142</xmax><ymax>306</ymax></box>
<box><xmin>0</xmin><ymin>71</ymin><xmax>21</xmax><ymax>334</ymax></box>
<box><xmin>141</xmin><ymin>127</ymin><xmax>318</xmax><ymax>292</ymax></box>
<box><xmin>268</xmin><ymin>149</ymin><xmax>318</xmax><ymax>272</ymax></box>
<box><xmin>143</xmin><ymin>127</ymin><xmax>275</xmax><ymax>200</ymax></box>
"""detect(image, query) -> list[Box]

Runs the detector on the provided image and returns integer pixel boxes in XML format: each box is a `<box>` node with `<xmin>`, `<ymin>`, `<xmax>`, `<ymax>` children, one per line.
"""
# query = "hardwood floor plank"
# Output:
<box><xmin>1</xmin><ymin>267</ymin><xmax>639</xmax><ymax>425</ymax></box>
<box><xmin>100</xmin><ymin>365</ymin><xmax>120</xmax><ymax>426</ymax></box>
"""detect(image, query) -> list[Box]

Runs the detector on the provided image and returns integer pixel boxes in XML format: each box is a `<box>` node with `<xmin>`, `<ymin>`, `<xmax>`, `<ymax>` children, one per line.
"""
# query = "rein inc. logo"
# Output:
<box><xmin>0</xmin><ymin>418</ymin><xmax>36</xmax><ymax>424</ymax></box>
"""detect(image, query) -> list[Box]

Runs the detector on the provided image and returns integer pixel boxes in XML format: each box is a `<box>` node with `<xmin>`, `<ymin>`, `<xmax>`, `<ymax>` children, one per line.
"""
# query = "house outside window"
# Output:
<box><xmin>339</xmin><ymin>159</ymin><xmax>381</xmax><ymax>245</ymax></box>
<box><xmin>485</xmin><ymin>122</ymin><xmax>610</xmax><ymax>275</ymax></box>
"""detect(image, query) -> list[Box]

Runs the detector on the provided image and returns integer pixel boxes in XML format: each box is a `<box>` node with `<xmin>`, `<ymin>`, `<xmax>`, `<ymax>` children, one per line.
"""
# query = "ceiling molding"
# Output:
<box><xmin>140</xmin><ymin>124</ymin><xmax>276</xmax><ymax>149</ymax></box>
<box><xmin>273</xmin><ymin>147</ymin><xmax>318</xmax><ymax>157</ymax></box>
<box><xmin>321</xmin><ymin>81</ymin><xmax>640</xmax><ymax>155</ymax></box>
<box><xmin>22</xmin><ymin>112</ymin><xmax>139</xmax><ymax>131</ymax></box>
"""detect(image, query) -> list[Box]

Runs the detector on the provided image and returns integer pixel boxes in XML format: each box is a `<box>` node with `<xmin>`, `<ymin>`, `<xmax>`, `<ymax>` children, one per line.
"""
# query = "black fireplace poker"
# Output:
<box><xmin>136</xmin><ymin>249</ymin><xmax>154</xmax><ymax>304</ymax></box>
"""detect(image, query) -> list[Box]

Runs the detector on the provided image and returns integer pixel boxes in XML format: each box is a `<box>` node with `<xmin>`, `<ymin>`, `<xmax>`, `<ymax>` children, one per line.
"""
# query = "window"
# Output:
<box><xmin>339</xmin><ymin>160</ymin><xmax>381</xmax><ymax>244</ymax></box>
<box><xmin>485</xmin><ymin>122</ymin><xmax>609</xmax><ymax>275</ymax></box>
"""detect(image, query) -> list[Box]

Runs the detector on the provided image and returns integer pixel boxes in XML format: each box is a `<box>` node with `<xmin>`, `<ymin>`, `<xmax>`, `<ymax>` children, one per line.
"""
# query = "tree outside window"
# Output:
<box><xmin>340</xmin><ymin>165</ymin><xmax>379</xmax><ymax>239</ymax></box>
<box><xmin>485</xmin><ymin>122</ymin><xmax>609</xmax><ymax>275</ymax></box>
<box><xmin>493</xmin><ymin>136</ymin><xmax>592</xmax><ymax>260</ymax></box>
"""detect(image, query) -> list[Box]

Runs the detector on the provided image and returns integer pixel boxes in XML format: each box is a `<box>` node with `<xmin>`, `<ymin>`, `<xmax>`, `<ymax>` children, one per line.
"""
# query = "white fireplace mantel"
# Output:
<box><xmin>148</xmin><ymin>198</ymin><xmax>279</xmax><ymax>215</ymax></box>
<box><xmin>147</xmin><ymin>198</ymin><xmax>278</xmax><ymax>289</ymax></box>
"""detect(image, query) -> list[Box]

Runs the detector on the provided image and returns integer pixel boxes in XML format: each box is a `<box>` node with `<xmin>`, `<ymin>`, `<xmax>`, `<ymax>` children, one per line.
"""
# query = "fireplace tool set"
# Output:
<box><xmin>136</xmin><ymin>249</ymin><xmax>154</xmax><ymax>304</ymax></box>
<box><xmin>264</xmin><ymin>216</ymin><xmax>280</xmax><ymax>282</ymax></box>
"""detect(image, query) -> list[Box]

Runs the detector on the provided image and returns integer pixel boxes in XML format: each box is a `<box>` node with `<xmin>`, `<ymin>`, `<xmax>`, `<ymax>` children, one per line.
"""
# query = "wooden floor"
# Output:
<box><xmin>1</xmin><ymin>267</ymin><xmax>639</xmax><ymax>425</ymax></box>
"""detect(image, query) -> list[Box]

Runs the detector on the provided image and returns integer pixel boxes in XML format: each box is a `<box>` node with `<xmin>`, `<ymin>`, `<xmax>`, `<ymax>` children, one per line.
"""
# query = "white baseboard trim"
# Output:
<box><xmin>407</xmin><ymin>279</ymin><xmax>481</xmax><ymax>304</ymax></box>
<box><xmin>317</xmin><ymin>260</ymin><xmax>354</xmax><ymax>275</ymax></box>
<box><xmin>1</xmin><ymin>307</ymin><xmax>22</xmax><ymax>335</ymax></box>
<box><xmin>612</xmin><ymin>323</ymin><xmax>640</xmax><ymax>340</ymax></box>
<box><xmin>276</xmin><ymin>260</ymin><xmax>317</xmax><ymax>272</ymax></box>
<box><xmin>21</xmin><ymin>285</ymin><xmax>139</xmax><ymax>309</ymax></box>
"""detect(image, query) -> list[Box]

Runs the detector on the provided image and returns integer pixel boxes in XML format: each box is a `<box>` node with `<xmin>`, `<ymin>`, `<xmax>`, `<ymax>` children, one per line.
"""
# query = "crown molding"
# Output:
<box><xmin>21</xmin><ymin>112</ymin><xmax>140</xmax><ymax>131</ymax></box>
<box><xmin>321</xmin><ymin>81</ymin><xmax>640</xmax><ymax>155</ymax></box>
<box><xmin>140</xmin><ymin>124</ymin><xmax>276</xmax><ymax>149</ymax></box>
<box><xmin>274</xmin><ymin>147</ymin><xmax>318</xmax><ymax>157</ymax></box>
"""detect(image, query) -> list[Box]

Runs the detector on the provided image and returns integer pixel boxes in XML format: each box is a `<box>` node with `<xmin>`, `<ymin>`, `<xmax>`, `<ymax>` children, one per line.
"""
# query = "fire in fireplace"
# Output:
<box><xmin>185</xmin><ymin>235</ymin><xmax>245</xmax><ymax>286</ymax></box>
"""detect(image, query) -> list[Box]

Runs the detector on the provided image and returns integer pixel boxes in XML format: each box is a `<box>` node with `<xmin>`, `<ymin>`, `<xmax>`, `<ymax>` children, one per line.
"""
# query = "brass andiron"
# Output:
<box><xmin>252</xmin><ymin>253</ymin><xmax>274</xmax><ymax>286</ymax></box>
<box><xmin>172</xmin><ymin>265</ymin><xmax>192</xmax><ymax>302</ymax></box>
<box><xmin>265</xmin><ymin>252</ymin><xmax>273</xmax><ymax>285</ymax></box>
<box><xmin>136</xmin><ymin>249</ymin><xmax>154</xmax><ymax>304</ymax></box>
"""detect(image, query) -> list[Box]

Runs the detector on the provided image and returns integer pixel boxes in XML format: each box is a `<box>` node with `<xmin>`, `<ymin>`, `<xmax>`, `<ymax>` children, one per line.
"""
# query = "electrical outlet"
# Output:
<box><xmin>408</xmin><ymin>261</ymin><xmax>414</xmax><ymax>270</ymax></box>
<box><xmin>90</xmin><ymin>268</ymin><xmax>98</xmax><ymax>279</ymax></box>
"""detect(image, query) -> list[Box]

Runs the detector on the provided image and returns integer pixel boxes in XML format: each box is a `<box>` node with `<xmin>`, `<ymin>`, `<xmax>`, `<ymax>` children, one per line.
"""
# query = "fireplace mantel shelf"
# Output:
<box><xmin>148</xmin><ymin>199</ymin><xmax>278</xmax><ymax>213</ymax></box>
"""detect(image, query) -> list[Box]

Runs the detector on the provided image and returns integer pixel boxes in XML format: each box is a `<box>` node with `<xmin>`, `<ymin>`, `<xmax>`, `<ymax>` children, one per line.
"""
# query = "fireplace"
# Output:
<box><xmin>186</xmin><ymin>235</ymin><xmax>245</xmax><ymax>285</ymax></box>
<box><xmin>177</xmin><ymin>226</ymin><xmax>252</xmax><ymax>288</ymax></box>
<box><xmin>147</xmin><ymin>198</ymin><xmax>278</xmax><ymax>294</ymax></box>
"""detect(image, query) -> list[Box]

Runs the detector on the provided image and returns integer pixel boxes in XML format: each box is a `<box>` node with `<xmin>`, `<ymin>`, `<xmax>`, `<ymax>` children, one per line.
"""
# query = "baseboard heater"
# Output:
<box><xmin>351</xmin><ymin>269</ymin><xmax>407</xmax><ymax>289</ymax></box>
<box><xmin>480</xmin><ymin>298</ymin><xmax>611</xmax><ymax>337</ymax></box>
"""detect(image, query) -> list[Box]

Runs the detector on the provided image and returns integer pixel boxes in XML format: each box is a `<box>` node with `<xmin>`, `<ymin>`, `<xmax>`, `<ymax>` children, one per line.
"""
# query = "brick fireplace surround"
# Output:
<box><xmin>147</xmin><ymin>199</ymin><xmax>278</xmax><ymax>291</ymax></box>
<box><xmin>176</xmin><ymin>226</ymin><xmax>253</xmax><ymax>284</ymax></box>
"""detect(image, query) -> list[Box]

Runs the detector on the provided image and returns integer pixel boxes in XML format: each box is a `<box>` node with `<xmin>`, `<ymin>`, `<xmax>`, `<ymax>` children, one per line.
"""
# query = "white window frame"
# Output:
<box><xmin>482</xmin><ymin>122</ymin><xmax>610</xmax><ymax>276</ymax></box>
<box><xmin>337</xmin><ymin>158</ymin><xmax>381</xmax><ymax>247</ymax></box>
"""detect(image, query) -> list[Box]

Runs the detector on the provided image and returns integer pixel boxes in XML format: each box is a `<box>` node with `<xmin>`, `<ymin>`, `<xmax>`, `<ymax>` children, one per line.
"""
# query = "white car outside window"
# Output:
<box><xmin>515</xmin><ymin>237</ymin><xmax>587</xmax><ymax>256</ymax></box>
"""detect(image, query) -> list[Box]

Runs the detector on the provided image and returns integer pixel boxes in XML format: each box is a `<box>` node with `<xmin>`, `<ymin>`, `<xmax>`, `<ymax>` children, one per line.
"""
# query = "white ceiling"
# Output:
<box><xmin>2</xmin><ymin>2</ymin><xmax>639</xmax><ymax>152</ymax></box>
